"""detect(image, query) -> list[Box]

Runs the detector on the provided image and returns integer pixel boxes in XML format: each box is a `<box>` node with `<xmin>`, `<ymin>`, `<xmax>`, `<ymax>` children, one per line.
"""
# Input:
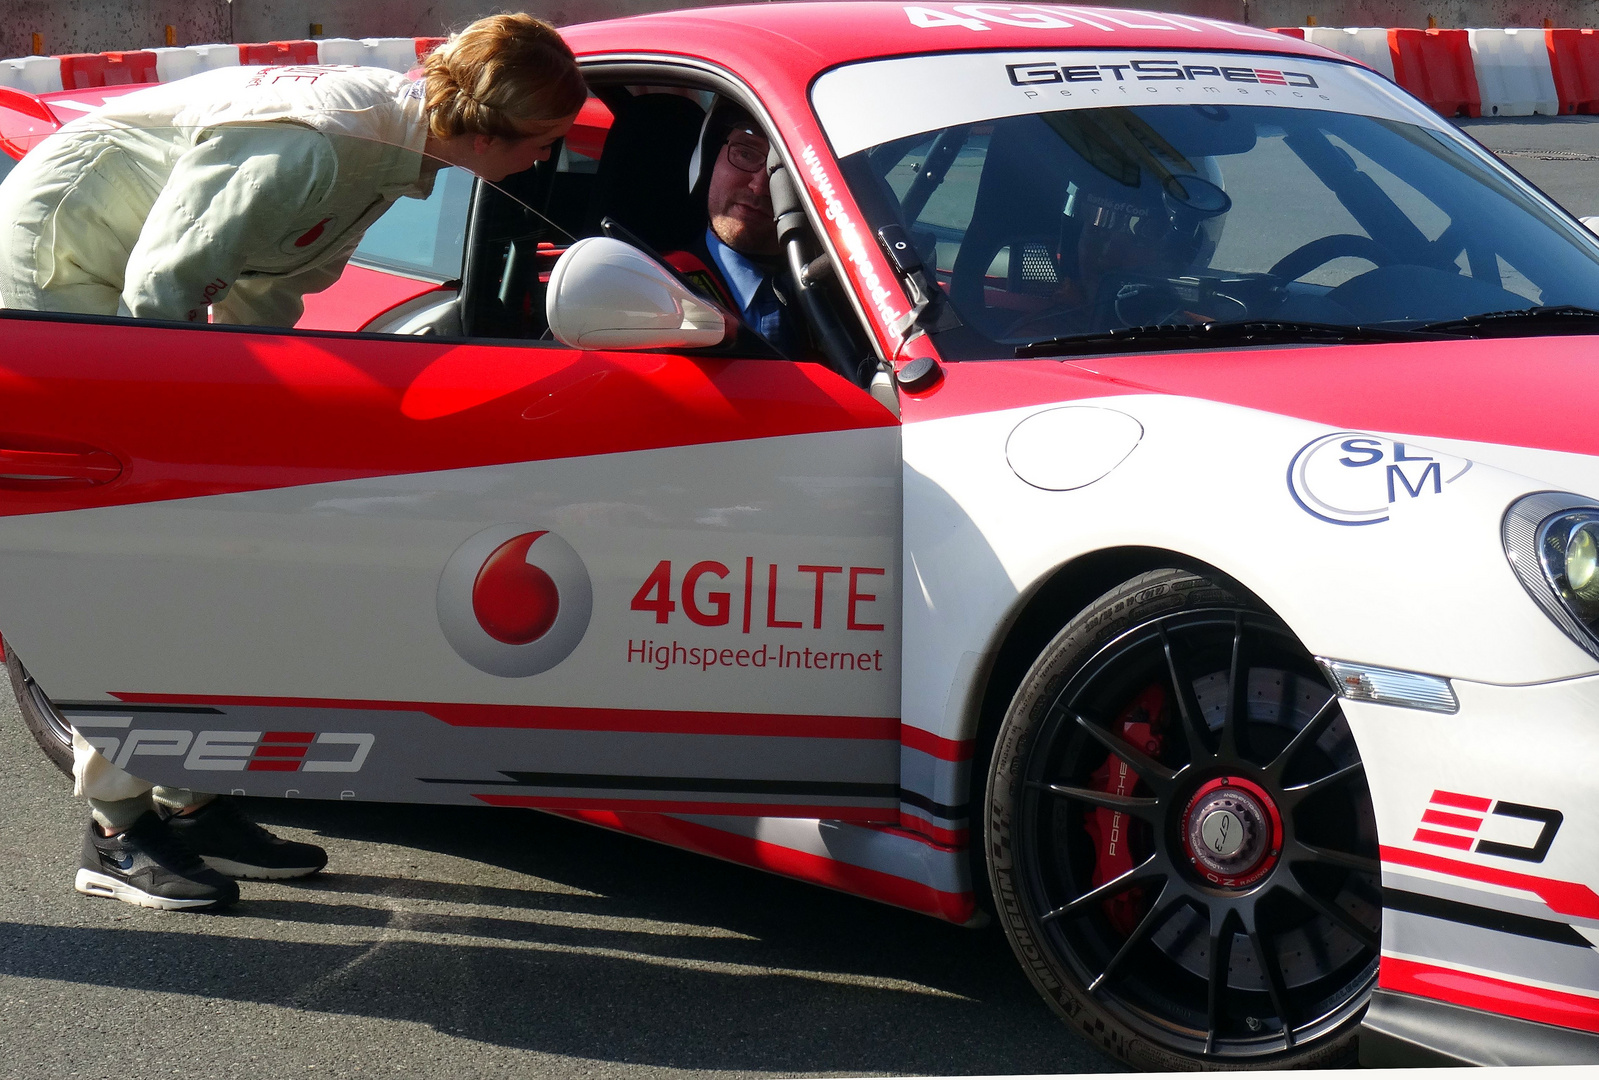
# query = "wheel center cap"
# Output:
<box><xmin>1200</xmin><ymin>808</ymin><xmax>1246</xmax><ymax>858</ymax></box>
<box><xmin>1182</xmin><ymin>776</ymin><xmax>1283</xmax><ymax>888</ymax></box>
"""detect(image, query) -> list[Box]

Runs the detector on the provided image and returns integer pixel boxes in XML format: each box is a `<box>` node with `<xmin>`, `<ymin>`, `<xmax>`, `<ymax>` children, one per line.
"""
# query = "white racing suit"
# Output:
<box><xmin>0</xmin><ymin>62</ymin><xmax>433</xmax><ymax>327</ymax></box>
<box><xmin>0</xmin><ymin>64</ymin><xmax>434</xmax><ymax>827</ymax></box>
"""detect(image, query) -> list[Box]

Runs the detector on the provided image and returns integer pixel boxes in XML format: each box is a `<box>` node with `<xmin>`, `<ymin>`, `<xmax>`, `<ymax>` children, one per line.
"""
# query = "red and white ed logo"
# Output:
<box><xmin>436</xmin><ymin>525</ymin><xmax>593</xmax><ymax>677</ymax></box>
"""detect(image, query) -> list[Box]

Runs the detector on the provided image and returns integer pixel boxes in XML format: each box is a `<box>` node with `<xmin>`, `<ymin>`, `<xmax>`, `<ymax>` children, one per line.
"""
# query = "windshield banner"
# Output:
<box><xmin>812</xmin><ymin>50</ymin><xmax>1447</xmax><ymax>157</ymax></box>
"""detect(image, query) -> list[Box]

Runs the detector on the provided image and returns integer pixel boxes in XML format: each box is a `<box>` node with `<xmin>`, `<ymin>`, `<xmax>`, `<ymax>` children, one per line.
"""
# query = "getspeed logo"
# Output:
<box><xmin>1006</xmin><ymin>59</ymin><xmax>1318</xmax><ymax>88</ymax></box>
<box><xmin>437</xmin><ymin>525</ymin><xmax>593</xmax><ymax>677</ymax></box>
<box><xmin>1288</xmin><ymin>432</ymin><xmax>1472</xmax><ymax>526</ymax></box>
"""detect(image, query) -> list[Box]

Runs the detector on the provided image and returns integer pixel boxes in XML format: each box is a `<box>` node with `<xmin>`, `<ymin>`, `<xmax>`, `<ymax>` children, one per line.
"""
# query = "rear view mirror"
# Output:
<box><xmin>546</xmin><ymin>237</ymin><xmax>735</xmax><ymax>349</ymax></box>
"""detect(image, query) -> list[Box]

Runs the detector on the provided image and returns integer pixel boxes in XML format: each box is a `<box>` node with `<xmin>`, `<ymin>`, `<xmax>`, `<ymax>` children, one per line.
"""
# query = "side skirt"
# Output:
<box><xmin>1362</xmin><ymin>987</ymin><xmax>1599</xmax><ymax>1067</ymax></box>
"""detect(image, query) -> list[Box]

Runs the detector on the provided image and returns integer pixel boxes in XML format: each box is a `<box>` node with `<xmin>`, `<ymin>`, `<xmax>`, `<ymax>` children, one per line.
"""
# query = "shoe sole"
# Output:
<box><xmin>202</xmin><ymin>856</ymin><xmax>324</xmax><ymax>880</ymax></box>
<box><xmin>74</xmin><ymin>869</ymin><xmax>229</xmax><ymax>910</ymax></box>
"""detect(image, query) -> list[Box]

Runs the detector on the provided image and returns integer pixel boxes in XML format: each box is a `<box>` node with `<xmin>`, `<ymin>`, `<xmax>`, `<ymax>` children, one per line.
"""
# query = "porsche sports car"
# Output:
<box><xmin>3</xmin><ymin>3</ymin><xmax>1599</xmax><ymax>1069</ymax></box>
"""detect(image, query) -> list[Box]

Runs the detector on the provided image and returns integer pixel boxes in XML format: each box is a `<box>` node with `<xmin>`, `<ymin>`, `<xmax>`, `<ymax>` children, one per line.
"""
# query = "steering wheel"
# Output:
<box><xmin>1269</xmin><ymin>234</ymin><xmax>1391</xmax><ymax>282</ymax></box>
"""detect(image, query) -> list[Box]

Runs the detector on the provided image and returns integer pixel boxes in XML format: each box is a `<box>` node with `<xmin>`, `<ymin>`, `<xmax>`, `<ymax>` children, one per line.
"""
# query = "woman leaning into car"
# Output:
<box><xmin>0</xmin><ymin>14</ymin><xmax>584</xmax><ymax>913</ymax></box>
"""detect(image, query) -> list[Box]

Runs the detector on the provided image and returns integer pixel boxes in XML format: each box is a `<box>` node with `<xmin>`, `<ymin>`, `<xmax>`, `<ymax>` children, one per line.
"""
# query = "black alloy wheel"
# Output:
<box><xmin>986</xmin><ymin>570</ymin><xmax>1379</xmax><ymax>1070</ymax></box>
<box><xmin>7</xmin><ymin>649</ymin><xmax>75</xmax><ymax>776</ymax></box>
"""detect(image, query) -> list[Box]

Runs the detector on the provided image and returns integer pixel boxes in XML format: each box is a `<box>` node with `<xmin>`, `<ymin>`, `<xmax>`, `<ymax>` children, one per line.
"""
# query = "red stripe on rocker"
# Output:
<box><xmin>475</xmin><ymin>794</ymin><xmax>893</xmax><ymax>822</ymax></box>
<box><xmin>110</xmin><ymin>692</ymin><xmax>899</xmax><ymax>741</ymax></box>
<box><xmin>898</xmin><ymin>724</ymin><xmax>973</xmax><ymax>762</ymax></box>
<box><xmin>1381</xmin><ymin>956</ymin><xmax>1599</xmax><ymax>1035</ymax></box>
<box><xmin>547</xmin><ymin>808</ymin><xmax>977</xmax><ymax>924</ymax></box>
<box><xmin>1381</xmin><ymin>844</ymin><xmax>1599</xmax><ymax>920</ymax></box>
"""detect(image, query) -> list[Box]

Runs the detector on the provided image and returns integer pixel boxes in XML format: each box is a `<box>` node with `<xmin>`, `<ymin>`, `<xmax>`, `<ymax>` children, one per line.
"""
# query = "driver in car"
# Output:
<box><xmin>663</xmin><ymin>102</ymin><xmax>804</xmax><ymax>358</ymax></box>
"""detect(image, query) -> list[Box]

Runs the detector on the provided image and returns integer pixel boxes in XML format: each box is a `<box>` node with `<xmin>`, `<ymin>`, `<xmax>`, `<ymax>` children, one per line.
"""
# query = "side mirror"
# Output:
<box><xmin>546</xmin><ymin>236</ymin><xmax>735</xmax><ymax>350</ymax></box>
<box><xmin>1583</xmin><ymin>216</ymin><xmax>1599</xmax><ymax>237</ymax></box>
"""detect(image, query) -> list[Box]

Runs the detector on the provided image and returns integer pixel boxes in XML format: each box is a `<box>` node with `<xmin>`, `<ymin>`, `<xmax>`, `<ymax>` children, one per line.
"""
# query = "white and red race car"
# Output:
<box><xmin>3</xmin><ymin>3</ymin><xmax>1599</xmax><ymax>1069</ymax></box>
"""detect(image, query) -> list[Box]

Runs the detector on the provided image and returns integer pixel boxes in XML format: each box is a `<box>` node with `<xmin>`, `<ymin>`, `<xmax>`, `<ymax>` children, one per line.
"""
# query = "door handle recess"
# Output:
<box><xmin>0</xmin><ymin>441</ymin><xmax>123</xmax><ymax>489</ymax></box>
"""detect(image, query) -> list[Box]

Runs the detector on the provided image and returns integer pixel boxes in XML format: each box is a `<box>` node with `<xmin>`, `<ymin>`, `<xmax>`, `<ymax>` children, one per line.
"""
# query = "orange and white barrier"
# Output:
<box><xmin>0</xmin><ymin>54</ymin><xmax>63</xmax><ymax>93</ymax></box>
<box><xmin>1469</xmin><ymin>28</ymin><xmax>1559</xmax><ymax>114</ymax></box>
<box><xmin>0</xmin><ymin>37</ymin><xmax>446</xmax><ymax>94</ymax></box>
<box><xmin>1274</xmin><ymin>23</ymin><xmax>1599</xmax><ymax>116</ymax></box>
<box><xmin>1304</xmin><ymin>26</ymin><xmax>1397</xmax><ymax>78</ymax></box>
<box><xmin>150</xmin><ymin>43</ymin><xmax>241</xmax><ymax>82</ymax></box>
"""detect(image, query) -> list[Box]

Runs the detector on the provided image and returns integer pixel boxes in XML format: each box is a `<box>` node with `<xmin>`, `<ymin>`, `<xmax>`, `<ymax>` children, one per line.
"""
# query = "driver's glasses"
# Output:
<box><xmin>724</xmin><ymin>137</ymin><xmax>768</xmax><ymax>173</ymax></box>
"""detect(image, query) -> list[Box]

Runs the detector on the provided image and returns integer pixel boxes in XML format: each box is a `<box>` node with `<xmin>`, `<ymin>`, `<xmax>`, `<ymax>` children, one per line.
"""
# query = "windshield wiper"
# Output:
<box><xmin>1414</xmin><ymin>305</ymin><xmax>1599</xmax><ymax>337</ymax></box>
<box><xmin>1014</xmin><ymin>320</ymin><xmax>1457</xmax><ymax>358</ymax></box>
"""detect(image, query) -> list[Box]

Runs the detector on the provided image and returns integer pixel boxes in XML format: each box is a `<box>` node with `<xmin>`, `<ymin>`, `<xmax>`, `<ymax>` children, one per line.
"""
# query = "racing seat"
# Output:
<box><xmin>582</xmin><ymin>92</ymin><xmax>707</xmax><ymax>251</ymax></box>
<box><xmin>948</xmin><ymin>116</ymin><xmax>1082</xmax><ymax>339</ymax></box>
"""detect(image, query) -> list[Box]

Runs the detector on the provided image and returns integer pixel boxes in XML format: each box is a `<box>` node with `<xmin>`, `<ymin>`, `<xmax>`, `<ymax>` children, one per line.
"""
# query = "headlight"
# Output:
<box><xmin>1503</xmin><ymin>492</ymin><xmax>1599</xmax><ymax>659</ymax></box>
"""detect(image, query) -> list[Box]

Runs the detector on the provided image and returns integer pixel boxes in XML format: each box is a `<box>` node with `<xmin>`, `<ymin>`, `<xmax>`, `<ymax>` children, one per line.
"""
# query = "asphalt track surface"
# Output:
<box><xmin>0</xmin><ymin>703</ymin><xmax>1118</xmax><ymax>1079</ymax></box>
<box><xmin>1</xmin><ymin>115</ymin><xmax>1598</xmax><ymax>1079</ymax></box>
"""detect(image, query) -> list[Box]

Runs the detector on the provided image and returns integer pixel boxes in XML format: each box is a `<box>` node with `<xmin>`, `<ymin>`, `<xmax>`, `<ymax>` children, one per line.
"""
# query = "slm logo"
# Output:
<box><xmin>68</xmin><ymin>719</ymin><xmax>374</xmax><ymax>774</ymax></box>
<box><xmin>1007</xmin><ymin>58</ymin><xmax>1318</xmax><ymax>89</ymax></box>
<box><xmin>1414</xmin><ymin>789</ymin><xmax>1563</xmax><ymax>863</ymax></box>
<box><xmin>1288</xmin><ymin>431</ymin><xmax>1472</xmax><ymax>526</ymax></box>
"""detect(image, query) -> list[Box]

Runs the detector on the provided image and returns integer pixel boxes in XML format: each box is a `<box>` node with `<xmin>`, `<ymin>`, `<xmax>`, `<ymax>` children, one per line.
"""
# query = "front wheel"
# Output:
<box><xmin>986</xmin><ymin>570</ymin><xmax>1379</xmax><ymax>1070</ymax></box>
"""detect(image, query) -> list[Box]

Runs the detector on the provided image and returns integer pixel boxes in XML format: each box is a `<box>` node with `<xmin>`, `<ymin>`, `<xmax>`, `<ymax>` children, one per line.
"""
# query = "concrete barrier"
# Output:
<box><xmin>316</xmin><ymin>37</ymin><xmax>418</xmax><ymax>72</ymax></box>
<box><xmin>150</xmin><ymin>43</ymin><xmax>240</xmax><ymax>82</ymax></box>
<box><xmin>1304</xmin><ymin>26</ymin><xmax>1397</xmax><ymax>78</ymax></box>
<box><xmin>237</xmin><ymin>40</ymin><xmax>319</xmax><ymax>66</ymax></box>
<box><xmin>1390</xmin><ymin>27</ymin><xmax>1482</xmax><ymax>116</ymax></box>
<box><xmin>0</xmin><ymin>54</ymin><xmax>63</xmax><ymax>93</ymax></box>
<box><xmin>59</xmin><ymin>50</ymin><xmax>157</xmax><ymax>88</ymax></box>
<box><xmin>1548</xmin><ymin>27</ymin><xmax>1599</xmax><ymax>113</ymax></box>
<box><xmin>1468</xmin><ymin>26</ymin><xmax>1559</xmax><ymax>114</ymax></box>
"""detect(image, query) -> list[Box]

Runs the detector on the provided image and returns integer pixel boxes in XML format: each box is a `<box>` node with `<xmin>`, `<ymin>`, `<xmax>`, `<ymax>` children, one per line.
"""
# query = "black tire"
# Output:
<box><xmin>986</xmin><ymin>569</ymin><xmax>1379</xmax><ymax>1070</ymax></box>
<box><xmin>6</xmin><ymin>648</ymin><xmax>75</xmax><ymax>776</ymax></box>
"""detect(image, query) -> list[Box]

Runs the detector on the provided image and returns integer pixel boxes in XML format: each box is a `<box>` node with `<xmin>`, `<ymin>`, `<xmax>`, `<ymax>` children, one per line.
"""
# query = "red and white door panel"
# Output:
<box><xmin>0</xmin><ymin>314</ymin><xmax>903</xmax><ymax>818</ymax></box>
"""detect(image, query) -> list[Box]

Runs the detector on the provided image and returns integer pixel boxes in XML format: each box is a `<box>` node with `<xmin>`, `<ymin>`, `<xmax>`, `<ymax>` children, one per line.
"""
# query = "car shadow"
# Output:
<box><xmin>0</xmin><ymin>795</ymin><xmax>1122</xmax><ymax>1074</ymax></box>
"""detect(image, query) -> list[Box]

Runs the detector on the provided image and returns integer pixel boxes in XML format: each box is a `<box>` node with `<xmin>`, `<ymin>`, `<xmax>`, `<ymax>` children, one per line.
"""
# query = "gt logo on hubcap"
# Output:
<box><xmin>1202</xmin><ymin>808</ymin><xmax>1244</xmax><ymax>857</ymax></box>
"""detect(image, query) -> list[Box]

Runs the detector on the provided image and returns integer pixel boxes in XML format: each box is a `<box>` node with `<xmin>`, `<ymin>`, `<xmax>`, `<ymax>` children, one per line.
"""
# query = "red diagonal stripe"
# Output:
<box><xmin>899</xmin><ymin>723</ymin><xmax>973</xmax><ymax>762</ymax></box>
<box><xmin>1382</xmin><ymin>956</ymin><xmax>1599</xmax><ymax>1035</ymax></box>
<box><xmin>546</xmin><ymin>807</ymin><xmax>975</xmax><ymax>924</ymax></box>
<box><xmin>1421</xmin><ymin>808</ymin><xmax>1483</xmax><ymax>831</ymax></box>
<box><xmin>252</xmin><ymin>746</ymin><xmax>308</xmax><ymax>758</ymax></box>
<box><xmin>262</xmin><ymin>731</ymin><xmax>315</xmax><ymax>743</ymax></box>
<box><xmin>111</xmin><ymin>692</ymin><xmax>899</xmax><ymax>741</ymax></box>
<box><xmin>1381</xmin><ymin>844</ymin><xmax>1599</xmax><ymax>919</ymax></box>
<box><xmin>1413</xmin><ymin>828</ymin><xmax>1474</xmax><ymax>850</ymax></box>
<box><xmin>246</xmin><ymin>760</ymin><xmax>300</xmax><ymax>772</ymax></box>
<box><xmin>477</xmin><ymin>794</ymin><xmax>892</xmax><ymax>821</ymax></box>
<box><xmin>1429</xmin><ymin>789</ymin><xmax>1492</xmax><ymax>812</ymax></box>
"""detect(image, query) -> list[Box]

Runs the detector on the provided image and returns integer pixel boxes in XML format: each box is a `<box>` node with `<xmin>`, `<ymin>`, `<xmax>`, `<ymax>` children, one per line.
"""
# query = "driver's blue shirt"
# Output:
<box><xmin>704</xmin><ymin>226</ymin><xmax>795</xmax><ymax>354</ymax></box>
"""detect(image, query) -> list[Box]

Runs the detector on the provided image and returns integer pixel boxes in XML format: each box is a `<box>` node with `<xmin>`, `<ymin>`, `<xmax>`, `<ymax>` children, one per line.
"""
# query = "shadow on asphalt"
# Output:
<box><xmin>0</xmin><ymin>795</ymin><xmax>1122</xmax><ymax>1075</ymax></box>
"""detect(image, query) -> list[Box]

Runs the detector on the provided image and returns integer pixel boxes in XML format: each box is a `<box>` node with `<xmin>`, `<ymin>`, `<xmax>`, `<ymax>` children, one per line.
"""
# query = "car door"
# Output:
<box><xmin>0</xmin><ymin>126</ymin><xmax>902</xmax><ymax>822</ymax></box>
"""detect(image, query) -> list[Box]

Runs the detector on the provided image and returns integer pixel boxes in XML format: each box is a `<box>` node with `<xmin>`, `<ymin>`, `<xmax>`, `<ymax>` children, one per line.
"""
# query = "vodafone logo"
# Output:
<box><xmin>437</xmin><ymin>525</ymin><xmax>592</xmax><ymax>677</ymax></box>
<box><xmin>278</xmin><ymin>215</ymin><xmax>339</xmax><ymax>254</ymax></box>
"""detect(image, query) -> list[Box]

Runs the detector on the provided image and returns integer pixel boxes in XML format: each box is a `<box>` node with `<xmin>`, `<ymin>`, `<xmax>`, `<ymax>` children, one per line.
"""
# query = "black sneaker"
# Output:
<box><xmin>75</xmin><ymin>813</ymin><xmax>239</xmax><ymax>911</ymax></box>
<box><xmin>167</xmin><ymin>797</ymin><xmax>327</xmax><ymax>880</ymax></box>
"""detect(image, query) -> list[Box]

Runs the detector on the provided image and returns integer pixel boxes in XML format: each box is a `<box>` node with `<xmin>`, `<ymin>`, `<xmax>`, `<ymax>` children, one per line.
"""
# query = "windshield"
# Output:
<box><xmin>816</xmin><ymin>51</ymin><xmax>1599</xmax><ymax>357</ymax></box>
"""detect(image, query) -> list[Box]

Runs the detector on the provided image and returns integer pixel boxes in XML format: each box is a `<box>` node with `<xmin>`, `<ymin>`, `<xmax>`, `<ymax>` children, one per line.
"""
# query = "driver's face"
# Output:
<box><xmin>707</xmin><ymin>130</ymin><xmax>779</xmax><ymax>258</ymax></box>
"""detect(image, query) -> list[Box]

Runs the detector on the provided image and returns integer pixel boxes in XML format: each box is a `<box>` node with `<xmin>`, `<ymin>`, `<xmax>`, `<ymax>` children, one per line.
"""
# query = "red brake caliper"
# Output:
<box><xmin>1081</xmin><ymin>683</ymin><xmax>1167</xmax><ymax>935</ymax></box>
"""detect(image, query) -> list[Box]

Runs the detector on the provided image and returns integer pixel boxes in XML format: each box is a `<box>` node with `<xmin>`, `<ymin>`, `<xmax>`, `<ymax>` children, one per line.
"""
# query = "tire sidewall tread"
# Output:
<box><xmin>985</xmin><ymin>569</ymin><xmax>1361</xmax><ymax>1071</ymax></box>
